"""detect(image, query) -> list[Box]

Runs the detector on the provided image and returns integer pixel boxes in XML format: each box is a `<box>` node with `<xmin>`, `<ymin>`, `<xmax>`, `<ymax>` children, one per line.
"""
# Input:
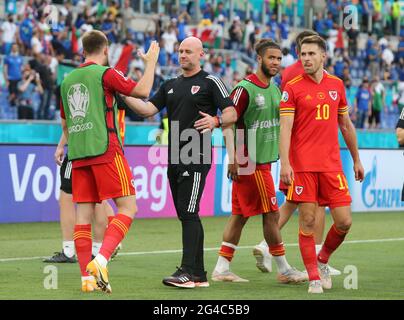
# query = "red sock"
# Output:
<box><xmin>73</xmin><ymin>224</ymin><xmax>92</xmax><ymax>276</ymax></box>
<box><xmin>218</xmin><ymin>242</ymin><xmax>236</xmax><ymax>262</ymax></box>
<box><xmin>318</xmin><ymin>224</ymin><xmax>348</xmax><ymax>264</ymax></box>
<box><xmin>269</xmin><ymin>243</ymin><xmax>286</xmax><ymax>256</ymax></box>
<box><xmin>99</xmin><ymin>214</ymin><xmax>132</xmax><ymax>261</ymax></box>
<box><xmin>107</xmin><ymin>216</ymin><xmax>114</xmax><ymax>225</ymax></box>
<box><xmin>299</xmin><ymin>229</ymin><xmax>320</xmax><ymax>281</ymax></box>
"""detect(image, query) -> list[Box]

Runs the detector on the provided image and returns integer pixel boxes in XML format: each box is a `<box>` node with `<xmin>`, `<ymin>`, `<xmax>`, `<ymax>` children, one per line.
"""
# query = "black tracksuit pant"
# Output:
<box><xmin>167</xmin><ymin>164</ymin><xmax>211</xmax><ymax>277</ymax></box>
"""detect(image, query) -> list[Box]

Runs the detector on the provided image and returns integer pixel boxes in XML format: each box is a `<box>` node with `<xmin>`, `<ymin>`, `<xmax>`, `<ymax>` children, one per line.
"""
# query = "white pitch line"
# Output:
<box><xmin>1</xmin><ymin>237</ymin><xmax>404</xmax><ymax>263</ymax></box>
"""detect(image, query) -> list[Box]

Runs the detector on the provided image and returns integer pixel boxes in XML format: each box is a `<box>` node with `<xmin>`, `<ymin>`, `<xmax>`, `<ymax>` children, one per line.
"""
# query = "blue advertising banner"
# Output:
<box><xmin>0</xmin><ymin>146</ymin><xmax>61</xmax><ymax>223</ymax></box>
<box><xmin>1</xmin><ymin>146</ymin><xmax>403</xmax><ymax>223</ymax></box>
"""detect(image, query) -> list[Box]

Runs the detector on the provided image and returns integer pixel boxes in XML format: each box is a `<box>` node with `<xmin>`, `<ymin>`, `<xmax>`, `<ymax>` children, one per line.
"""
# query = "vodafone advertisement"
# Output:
<box><xmin>0</xmin><ymin>146</ymin><xmax>216</xmax><ymax>223</ymax></box>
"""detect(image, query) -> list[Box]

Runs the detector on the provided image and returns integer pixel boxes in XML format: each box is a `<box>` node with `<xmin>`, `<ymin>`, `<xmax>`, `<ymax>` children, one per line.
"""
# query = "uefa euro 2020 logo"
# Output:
<box><xmin>67</xmin><ymin>84</ymin><xmax>90</xmax><ymax>124</ymax></box>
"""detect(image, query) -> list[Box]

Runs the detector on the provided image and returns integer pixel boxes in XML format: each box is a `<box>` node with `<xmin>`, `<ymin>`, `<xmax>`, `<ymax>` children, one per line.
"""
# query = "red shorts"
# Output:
<box><xmin>285</xmin><ymin>171</ymin><xmax>351</xmax><ymax>209</ymax></box>
<box><xmin>232</xmin><ymin>169</ymin><xmax>279</xmax><ymax>217</ymax></box>
<box><xmin>72</xmin><ymin>152</ymin><xmax>135</xmax><ymax>203</ymax></box>
<box><xmin>279</xmin><ymin>180</ymin><xmax>289</xmax><ymax>196</ymax></box>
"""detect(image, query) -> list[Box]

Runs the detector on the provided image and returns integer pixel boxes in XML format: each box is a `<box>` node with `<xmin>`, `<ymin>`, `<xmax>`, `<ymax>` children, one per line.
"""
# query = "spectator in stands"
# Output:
<box><xmin>157</xmin><ymin>39</ymin><xmax>167</xmax><ymax>66</ymax></box>
<box><xmin>228</xmin><ymin>16</ymin><xmax>242</xmax><ymax>51</ymax></box>
<box><xmin>347</xmin><ymin>27</ymin><xmax>359</xmax><ymax>57</ymax></box>
<box><xmin>29</xmin><ymin>53</ymin><xmax>54</xmax><ymax>120</ymax></box>
<box><xmin>203</xmin><ymin>54</ymin><xmax>214</xmax><ymax>73</ymax></box>
<box><xmin>17</xmin><ymin>65</ymin><xmax>43</xmax><ymax>120</ymax></box>
<box><xmin>108</xmin><ymin>0</ymin><xmax>120</xmax><ymax>20</ymax></box>
<box><xmin>369</xmin><ymin>76</ymin><xmax>385</xmax><ymax>129</ymax></box>
<box><xmin>19</xmin><ymin>14</ymin><xmax>35</xmax><ymax>56</ymax></box>
<box><xmin>280</xmin><ymin>47</ymin><xmax>295</xmax><ymax>68</ymax></box>
<box><xmin>31</xmin><ymin>28</ymin><xmax>43</xmax><ymax>55</ymax></box>
<box><xmin>361</xmin><ymin>0</ymin><xmax>374</xmax><ymax>31</ymax></box>
<box><xmin>396</xmin><ymin>33</ymin><xmax>404</xmax><ymax>63</ymax></box>
<box><xmin>279</xmin><ymin>15</ymin><xmax>290</xmax><ymax>48</ymax></box>
<box><xmin>368</xmin><ymin>41</ymin><xmax>381</xmax><ymax>79</ymax></box>
<box><xmin>122</xmin><ymin>0</ymin><xmax>135</xmax><ymax>35</ymax></box>
<box><xmin>202</xmin><ymin>3</ymin><xmax>214</xmax><ymax>21</ymax></box>
<box><xmin>391</xmin><ymin>0</ymin><xmax>401</xmax><ymax>35</ymax></box>
<box><xmin>262</xmin><ymin>25</ymin><xmax>276</xmax><ymax>42</ymax></box>
<box><xmin>101</xmin><ymin>12</ymin><xmax>118</xmax><ymax>44</ymax></box>
<box><xmin>342</xmin><ymin>66</ymin><xmax>352</xmax><ymax>89</ymax></box>
<box><xmin>355</xmin><ymin>78</ymin><xmax>372</xmax><ymax>129</ymax></box>
<box><xmin>214</xmin><ymin>2</ymin><xmax>228</xmax><ymax>21</ymax></box>
<box><xmin>372</xmin><ymin>0</ymin><xmax>383</xmax><ymax>36</ymax></box>
<box><xmin>313</xmin><ymin>12</ymin><xmax>327</xmax><ymax>39</ymax></box>
<box><xmin>170</xmin><ymin>43</ymin><xmax>180</xmax><ymax>66</ymax></box>
<box><xmin>244</xmin><ymin>19</ymin><xmax>256</xmax><ymax>50</ymax></box>
<box><xmin>267</xmin><ymin>13</ymin><xmax>279</xmax><ymax>40</ymax></box>
<box><xmin>248</xmin><ymin>26</ymin><xmax>261</xmax><ymax>56</ymax></box>
<box><xmin>3</xmin><ymin>43</ymin><xmax>24</xmax><ymax>107</ymax></box>
<box><xmin>60</xmin><ymin>1</ymin><xmax>73</xmax><ymax>29</ymax></box>
<box><xmin>327</xmin><ymin>0</ymin><xmax>340</xmax><ymax>23</ymax></box>
<box><xmin>177</xmin><ymin>10</ymin><xmax>191</xmax><ymax>43</ymax></box>
<box><xmin>144</xmin><ymin>30</ymin><xmax>157</xmax><ymax>52</ymax></box>
<box><xmin>382</xmin><ymin>44</ymin><xmax>395</xmax><ymax>69</ymax></box>
<box><xmin>161</xmin><ymin>26</ymin><xmax>178</xmax><ymax>59</ymax></box>
<box><xmin>1</xmin><ymin>14</ymin><xmax>18</xmax><ymax>55</ymax></box>
<box><xmin>333</xmin><ymin>53</ymin><xmax>346</xmax><ymax>79</ymax></box>
<box><xmin>324</xmin><ymin>12</ymin><xmax>335</xmax><ymax>34</ymax></box>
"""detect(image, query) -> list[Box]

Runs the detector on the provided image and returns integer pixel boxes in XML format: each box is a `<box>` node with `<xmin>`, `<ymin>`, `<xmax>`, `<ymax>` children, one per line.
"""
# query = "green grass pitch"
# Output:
<box><xmin>0</xmin><ymin>211</ymin><xmax>403</xmax><ymax>300</ymax></box>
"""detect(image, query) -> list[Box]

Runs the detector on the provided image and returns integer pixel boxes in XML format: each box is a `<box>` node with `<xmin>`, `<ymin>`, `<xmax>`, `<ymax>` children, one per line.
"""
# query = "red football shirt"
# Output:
<box><xmin>61</xmin><ymin>62</ymin><xmax>136</xmax><ymax>167</ymax></box>
<box><xmin>279</xmin><ymin>71</ymin><xmax>349</xmax><ymax>172</ymax></box>
<box><xmin>280</xmin><ymin>60</ymin><xmax>304</xmax><ymax>91</ymax></box>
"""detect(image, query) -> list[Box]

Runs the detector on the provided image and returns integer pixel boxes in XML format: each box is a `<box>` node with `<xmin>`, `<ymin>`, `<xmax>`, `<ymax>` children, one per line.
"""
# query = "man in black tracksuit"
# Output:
<box><xmin>123</xmin><ymin>36</ymin><xmax>237</xmax><ymax>288</ymax></box>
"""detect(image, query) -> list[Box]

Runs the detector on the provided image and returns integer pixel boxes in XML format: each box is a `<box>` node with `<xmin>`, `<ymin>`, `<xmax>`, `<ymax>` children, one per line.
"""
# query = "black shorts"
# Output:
<box><xmin>60</xmin><ymin>156</ymin><xmax>72</xmax><ymax>194</ymax></box>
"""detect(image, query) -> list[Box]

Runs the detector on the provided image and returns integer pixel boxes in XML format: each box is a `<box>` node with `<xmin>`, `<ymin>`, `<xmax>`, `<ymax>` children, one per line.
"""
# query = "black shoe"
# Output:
<box><xmin>43</xmin><ymin>251</ymin><xmax>77</xmax><ymax>263</ymax></box>
<box><xmin>193</xmin><ymin>271</ymin><xmax>210</xmax><ymax>288</ymax></box>
<box><xmin>162</xmin><ymin>267</ymin><xmax>195</xmax><ymax>288</ymax></box>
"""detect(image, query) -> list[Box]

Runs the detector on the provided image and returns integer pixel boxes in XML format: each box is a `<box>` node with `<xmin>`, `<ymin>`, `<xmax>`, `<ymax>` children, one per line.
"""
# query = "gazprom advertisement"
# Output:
<box><xmin>0</xmin><ymin>146</ymin><xmax>403</xmax><ymax>223</ymax></box>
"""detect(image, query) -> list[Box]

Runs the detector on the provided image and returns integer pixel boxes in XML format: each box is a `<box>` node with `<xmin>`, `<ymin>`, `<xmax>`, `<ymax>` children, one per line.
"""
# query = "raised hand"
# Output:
<box><xmin>138</xmin><ymin>41</ymin><xmax>160</xmax><ymax>65</ymax></box>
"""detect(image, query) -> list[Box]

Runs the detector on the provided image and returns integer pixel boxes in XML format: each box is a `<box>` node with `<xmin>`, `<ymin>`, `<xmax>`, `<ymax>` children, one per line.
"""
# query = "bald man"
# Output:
<box><xmin>121</xmin><ymin>36</ymin><xmax>237</xmax><ymax>288</ymax></box>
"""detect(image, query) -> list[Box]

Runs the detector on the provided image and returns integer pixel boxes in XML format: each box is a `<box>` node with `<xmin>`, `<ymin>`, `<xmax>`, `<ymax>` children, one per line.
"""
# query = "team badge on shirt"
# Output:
<box><xmin>329</xmin><ymin>91</ymin><xmax>338</xmax><ymax>101</ymax></box>
<box><xmin>191</xmin><ymin>86</ymin><xmax>200</xmax><ymax>94</ymax></box>
<box><xmin>295</xmin><ymin>186</ymin><xmax>303</xmax><ymax>195</ymax></box>
<box><xmin>281</xmin><ymin>91</ymin><xmax>289</xmax><ymax>102</ymax></box>
<box><xmin>271</xmin><ymin>197</ymin><xmax>277</xmax><ymax>205</ymax></box>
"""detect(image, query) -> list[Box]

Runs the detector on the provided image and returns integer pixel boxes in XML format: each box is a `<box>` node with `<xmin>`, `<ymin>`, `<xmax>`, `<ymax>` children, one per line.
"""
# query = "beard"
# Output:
<box><xmin>261</xmin><ymin>63</ymin><xmax>275</xmax><ymax>78</ymax></box>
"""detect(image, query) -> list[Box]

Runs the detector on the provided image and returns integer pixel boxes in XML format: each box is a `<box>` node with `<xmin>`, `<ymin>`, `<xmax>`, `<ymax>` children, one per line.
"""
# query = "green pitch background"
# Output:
<box><xmin>0</xmin><ymin>212</ymin><xmax>403</xmax><ymax>300</ymax></box>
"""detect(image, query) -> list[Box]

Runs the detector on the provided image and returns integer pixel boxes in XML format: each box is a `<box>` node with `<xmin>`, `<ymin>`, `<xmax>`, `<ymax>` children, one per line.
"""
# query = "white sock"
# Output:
<box><xmin>273</xmin><ymin>255</ymin><xmax>291</xmax><ymax>274</ymax></box>
<box><xmin>215</xmin><ymin>256</ymin><xmax>230</xmax><ymax>273</ymax></box>
<box><xmin>95</xmin><ymin>254</ymin><xmax>108</xmax><ymax>268</ymax></box>
<box><xmin>63</xmin><ymin>241</ymin><xmax>75</xmax><ymax>258</ymax></box>
<box><xmin>92</xmin><ymin>242</ymin><xmax>102</xmax><ymax>256</ymax></box>
<box><xmin>258</xmin><ymin>240</ymin><xmax>268</xmax><ymax>248</ymax></box>
<box><xmin>315</xmin><ymin>244</ymin><xmax>322</xmax><ymax>256</ymax></box>
<box><xmin>215</xmin><ymin>242</ymin><xmax>237</xmax><ymax>273</ymax></box>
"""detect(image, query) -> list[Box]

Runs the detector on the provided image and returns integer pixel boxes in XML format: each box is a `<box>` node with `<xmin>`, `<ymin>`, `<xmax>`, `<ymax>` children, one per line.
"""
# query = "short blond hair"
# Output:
<box><xmin>300</xmin><ymin>35</ymin><xmax>327</xmax><ymax>52</ymax></box>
